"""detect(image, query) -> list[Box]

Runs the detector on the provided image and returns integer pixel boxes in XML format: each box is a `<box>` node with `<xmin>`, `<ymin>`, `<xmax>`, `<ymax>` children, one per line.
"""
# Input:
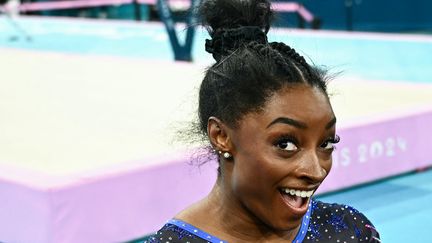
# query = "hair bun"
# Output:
<box><xmin>205</xmin><ymin>26</ymin><xmax>268</xmax><ymax>61</ymax></box>
<box><xmin>199</xmin><ymin>0</ymin><xmax>273</xmax><ymax>61</ymax></box>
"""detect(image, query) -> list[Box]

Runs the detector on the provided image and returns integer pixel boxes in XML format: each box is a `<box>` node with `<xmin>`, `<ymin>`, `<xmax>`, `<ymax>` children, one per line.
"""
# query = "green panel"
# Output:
<box><xmin>107</xmin><ymin>4</ymin><xmax>149</xmax><ymax>20</ymax></box>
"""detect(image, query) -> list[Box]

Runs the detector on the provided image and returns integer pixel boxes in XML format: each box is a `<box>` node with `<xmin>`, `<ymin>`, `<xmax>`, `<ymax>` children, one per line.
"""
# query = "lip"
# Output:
<box><xmin>278</xmin><ymin>191</ymin><xmax>310</xmax><ymax>217</ymax></box>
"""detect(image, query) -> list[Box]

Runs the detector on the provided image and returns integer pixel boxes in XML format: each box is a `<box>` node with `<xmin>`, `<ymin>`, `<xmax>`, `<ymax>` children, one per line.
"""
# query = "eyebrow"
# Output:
<box><xmin>266</xmin><ymin>116</ymin><xmax>337</xmax><ymax>130</ymax></box>
<box><xmin>266</xmin><ymin>117</ymin><xmax>307</xmax><ymax>129</ymax></box>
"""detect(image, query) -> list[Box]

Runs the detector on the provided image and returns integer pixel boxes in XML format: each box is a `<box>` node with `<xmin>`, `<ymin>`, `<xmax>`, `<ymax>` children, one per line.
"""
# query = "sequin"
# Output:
<box><xmin>163</xmin><ymin>224</ymin><xmax>197</xmax><ymax>240</ymax></box>
<box><xmin>302</xmin><ymin>200</ymin><xmax>380</xmax><ymax>242</ymax></box>
<box><xmin>145</xmin><ymin>199</ymin><xmax>380</xmax><ymax>243</ymax></box>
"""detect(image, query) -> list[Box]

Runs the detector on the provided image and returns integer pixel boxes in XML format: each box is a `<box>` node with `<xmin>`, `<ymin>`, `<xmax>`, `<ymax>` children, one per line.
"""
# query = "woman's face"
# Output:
<box><xmin>225</xmin><ymin>84</ymin><xmax>336</xmax><ymax>231</ymax></box>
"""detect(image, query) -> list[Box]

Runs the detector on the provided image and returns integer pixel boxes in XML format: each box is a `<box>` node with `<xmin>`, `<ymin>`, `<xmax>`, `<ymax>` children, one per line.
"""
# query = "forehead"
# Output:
<box><xmin>240</xmin><ymin>84</ymin><xmax>334</xmax><ymax>128</ymax></box>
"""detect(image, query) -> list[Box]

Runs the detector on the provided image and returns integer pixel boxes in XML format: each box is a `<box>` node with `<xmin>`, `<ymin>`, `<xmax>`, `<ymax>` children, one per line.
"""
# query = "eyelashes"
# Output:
<box><xmin>274</xmin><ymin>134</ymin><xmax>341</xmax><ymax>152</ymax></box>
<box><xmin>321</xmin><ymin>135</ymin><xmax>341</xmax><ymax>151</ymax></box>
<box><xmin>275</xmin><ymin>136</ymin><xmax>299</xmax><ymax>152</ymax></box>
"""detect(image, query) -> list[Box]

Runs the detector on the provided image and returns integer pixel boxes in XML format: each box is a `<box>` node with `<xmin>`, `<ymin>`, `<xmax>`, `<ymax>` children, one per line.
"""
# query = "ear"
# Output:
<box><xmin>207</xmin><ymin>117</ymin><xmax>232</xmax><ymax>152</ymax></box>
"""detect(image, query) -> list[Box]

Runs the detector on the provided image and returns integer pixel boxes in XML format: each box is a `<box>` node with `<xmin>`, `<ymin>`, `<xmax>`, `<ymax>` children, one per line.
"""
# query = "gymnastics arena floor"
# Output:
<box><xmin>1</xmin><ymin>16</ymin><xmax>432</xmax><ymax>242</ymax></box>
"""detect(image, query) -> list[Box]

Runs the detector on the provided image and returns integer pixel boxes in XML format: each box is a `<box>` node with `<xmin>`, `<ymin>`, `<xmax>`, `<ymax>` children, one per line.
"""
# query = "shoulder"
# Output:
<box><xmin>145</xmin><ymin>223</ymin><xmax>202</xmax><ymax>243</ymax></box>
<box><xmin>144</xmin><ymin>220</ymin><xmax>211</xmax><ymax>243</ymax></box>
<box><xmin>304</xmin><ymin>200</ymin><xmax>380</xmax><ymax>242</ymax></box>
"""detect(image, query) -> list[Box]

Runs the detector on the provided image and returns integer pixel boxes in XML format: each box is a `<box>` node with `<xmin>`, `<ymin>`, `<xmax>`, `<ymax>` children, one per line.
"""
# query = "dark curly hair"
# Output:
<box><xmin>197</xmin><ymin>0</ymin><xmax>329</xmax><ymax>139</ymax></box>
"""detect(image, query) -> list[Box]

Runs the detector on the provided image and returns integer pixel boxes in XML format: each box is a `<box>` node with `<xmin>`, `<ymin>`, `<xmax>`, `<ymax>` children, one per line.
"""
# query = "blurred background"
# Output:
<box><xmin>1</xmin><ymin>0</ymin><xmax>431</xmax><ymax>242</ymax></box>
<box><xmin>4</xmin><ymin>0</ymin><xmax>432</xmax><ymax>32</ymax></box>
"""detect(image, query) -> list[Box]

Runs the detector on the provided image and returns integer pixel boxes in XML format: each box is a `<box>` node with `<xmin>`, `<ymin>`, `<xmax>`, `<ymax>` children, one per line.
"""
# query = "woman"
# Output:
<box><xmin>148</xmin><ymin>0</ymin><xmax>380</xmax><ymax>242</ymax></box>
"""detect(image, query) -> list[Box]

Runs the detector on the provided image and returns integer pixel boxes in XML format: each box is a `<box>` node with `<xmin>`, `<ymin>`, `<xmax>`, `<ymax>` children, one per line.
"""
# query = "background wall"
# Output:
<box><xmin>292</xmin><ymin>0</ymin><xmax>432</xmax><ymax>31</ymax></box>
<box><xmin>22</xmin><ymin>0</ymin><xmax>432</xmax><ymax>32</ymax></box>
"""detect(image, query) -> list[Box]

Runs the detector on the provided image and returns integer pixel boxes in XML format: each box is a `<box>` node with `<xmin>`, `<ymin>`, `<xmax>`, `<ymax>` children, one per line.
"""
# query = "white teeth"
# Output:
<box><xmin>280</xmin><ymin>188</ymin><xmax>315</xmax><ymax>198</ymax></box>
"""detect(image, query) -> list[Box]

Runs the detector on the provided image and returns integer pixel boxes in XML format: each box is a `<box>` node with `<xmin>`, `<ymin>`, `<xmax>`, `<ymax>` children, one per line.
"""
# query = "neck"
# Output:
<box><xmin>201</xmin><ymin>179</ymin><xmax>300</xmax><ymax>242</ymax></box>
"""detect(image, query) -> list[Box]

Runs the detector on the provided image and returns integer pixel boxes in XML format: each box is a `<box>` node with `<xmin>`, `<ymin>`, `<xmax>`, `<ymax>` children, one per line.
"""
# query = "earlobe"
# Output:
<box><xmin>207</xmin><ymin>117</ymin><xmax>232</xmax><ymax>153</ymax></box>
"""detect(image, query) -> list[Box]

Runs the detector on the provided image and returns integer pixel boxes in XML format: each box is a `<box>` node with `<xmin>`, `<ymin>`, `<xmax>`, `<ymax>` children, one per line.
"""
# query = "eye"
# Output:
<box><xmin>320</xmin><ymin>135</ymin><xmax>341</xmax><ymax>150</ymax></box>
<box><xmin>276</xmin><ymin>138</ymin><xmax>298</xmax><ymax>152</ymax></box>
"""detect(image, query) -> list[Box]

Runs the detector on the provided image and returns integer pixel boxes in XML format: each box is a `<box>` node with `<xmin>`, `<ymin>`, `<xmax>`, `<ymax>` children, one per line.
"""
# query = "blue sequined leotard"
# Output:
<box><xmin>146</xmin><ymin>199</ymin><xmax>380</xmax><ymax>243</ymax></box>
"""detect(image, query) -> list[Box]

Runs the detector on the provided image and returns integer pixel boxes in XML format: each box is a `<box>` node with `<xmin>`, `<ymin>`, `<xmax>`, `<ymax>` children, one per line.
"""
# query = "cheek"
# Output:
<box><xmin>231</xmin><ymin>154</ymin><xmax>260</xmax><ymax>192</ymax></box>
<box><xmin>231</xmin><ymin>150</ymin><xmax>286</xmax><ymax>197</ymax></box>
<box><xmin>231</xmin><ymin>152</ymin><xmax>269</xmax><ymax>192</ymax></box>
<box><xmin>231</xmin><ymin>138</ymin><xmax>262</xmax><ymax>182</ymax></box>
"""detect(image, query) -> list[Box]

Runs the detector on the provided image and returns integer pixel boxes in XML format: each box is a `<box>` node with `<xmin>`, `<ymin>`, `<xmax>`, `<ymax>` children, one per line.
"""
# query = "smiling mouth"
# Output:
<box><xmin>278</xmin><ymin>188</ymin><xmax>314</xmax><ymax>209</ymax></box>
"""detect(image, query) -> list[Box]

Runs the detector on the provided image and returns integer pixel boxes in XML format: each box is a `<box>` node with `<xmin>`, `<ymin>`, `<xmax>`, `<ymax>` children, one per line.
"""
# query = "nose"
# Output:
<box><xmin>295</xmin><ymin>149</ymin><xmax>329</xmax><ymax>184</ymax></box>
